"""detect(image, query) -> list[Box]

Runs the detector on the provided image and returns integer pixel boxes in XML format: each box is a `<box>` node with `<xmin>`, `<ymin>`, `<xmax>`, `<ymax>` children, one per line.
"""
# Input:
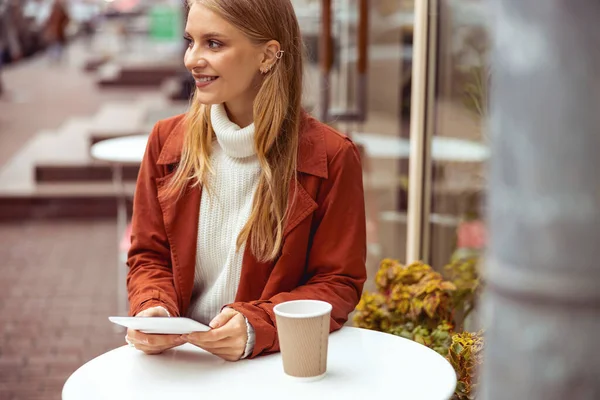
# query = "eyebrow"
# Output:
<box><xmin>184</xmin><ymin>31</ymin><xmax>227</xmax><ymax>40</ymax></box>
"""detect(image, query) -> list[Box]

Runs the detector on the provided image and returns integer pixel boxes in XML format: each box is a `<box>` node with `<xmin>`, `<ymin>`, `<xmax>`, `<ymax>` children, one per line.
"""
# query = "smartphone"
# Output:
<box><xmin>109</xmin><ymin>316</ymin><xmax>211</xmax><ymax>335</ymax></box>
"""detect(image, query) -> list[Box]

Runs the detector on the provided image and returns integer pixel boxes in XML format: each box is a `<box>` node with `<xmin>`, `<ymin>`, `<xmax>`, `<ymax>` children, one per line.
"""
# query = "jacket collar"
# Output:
<box><xmin>156</xmin><ymin>111</ymin><xmax>328</xmax><ymax>179</ymax></box>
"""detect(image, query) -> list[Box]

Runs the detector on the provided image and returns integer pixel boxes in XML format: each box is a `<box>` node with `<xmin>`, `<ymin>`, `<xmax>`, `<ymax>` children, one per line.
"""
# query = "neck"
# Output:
<box><xmin>224</xmin><ymin>91</ymin><xmax>258</xmax><ymax>128</ymax></box>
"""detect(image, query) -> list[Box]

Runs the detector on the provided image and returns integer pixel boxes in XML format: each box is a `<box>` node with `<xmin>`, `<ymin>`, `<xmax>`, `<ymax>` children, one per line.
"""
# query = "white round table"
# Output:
<box><xmin>90</xmin><ymin>135</ymin><xmax>149</xmax><ymax>164</ymax></box>
<box><xmin>352</xmin><ymin>133</ymin><xmax>489</xmax><ymax>162</ymax></box>
<box><xmin>90</xmin><ymin>135</ymin><xmax>150</xmax><ymax>319</ymax></box>
<box><xmin>63</xmin><ymin>327</ymin><xmax>457</xmax><ymax>400</ymax></box>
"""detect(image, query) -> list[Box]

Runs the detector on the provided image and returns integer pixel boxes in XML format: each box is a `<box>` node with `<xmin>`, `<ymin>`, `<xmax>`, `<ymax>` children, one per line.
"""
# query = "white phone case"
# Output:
<box><xmin>109</xmin><ymin>316</ymin><xmax>211</xmax><ymax>335</ymax></box>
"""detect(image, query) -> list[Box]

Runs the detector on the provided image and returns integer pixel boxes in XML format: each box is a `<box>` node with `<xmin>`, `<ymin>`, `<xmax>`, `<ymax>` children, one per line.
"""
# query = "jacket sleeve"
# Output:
<box><xmin>227</xmin><ymin>139</ymin><xmax>367</xmax><ymax>357</ymax></box>
<box><xmin>126</xmin><ymin>122</ymin><xmax>180</xmax><ymax>317</ymax></box>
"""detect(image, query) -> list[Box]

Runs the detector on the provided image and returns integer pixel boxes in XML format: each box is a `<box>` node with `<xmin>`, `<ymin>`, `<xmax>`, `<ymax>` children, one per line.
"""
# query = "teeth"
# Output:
<box><xmin>197</xmin><ymin>77</ymin><xmax>217</xmax><ymax>82</ymax></box>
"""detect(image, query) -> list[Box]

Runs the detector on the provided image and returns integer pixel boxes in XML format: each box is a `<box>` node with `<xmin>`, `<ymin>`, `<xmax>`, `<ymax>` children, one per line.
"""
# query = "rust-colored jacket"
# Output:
<box><xmin>127</xmin><ymin>112</ymin><xmax>367</xmax><ymax>358</ymax></box>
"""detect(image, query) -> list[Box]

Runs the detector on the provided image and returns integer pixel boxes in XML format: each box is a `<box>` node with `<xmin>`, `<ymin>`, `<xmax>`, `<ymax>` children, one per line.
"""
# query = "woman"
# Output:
<box><xmin>44</xmin><ymin>0</ymin><xmax>70</xmax><ymax>62</ymax></box>
<box><xmin>126</xmin><ymin>0</ymin><xmax>367</xmax><ymax>362</ymax></box>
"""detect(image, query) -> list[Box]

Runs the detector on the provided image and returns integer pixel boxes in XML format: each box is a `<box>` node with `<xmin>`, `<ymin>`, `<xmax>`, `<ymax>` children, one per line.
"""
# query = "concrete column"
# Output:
<box><xmin>483</xmin><ymin>0</ymin><xmax>600</xmax><ymax>398</ymax></box>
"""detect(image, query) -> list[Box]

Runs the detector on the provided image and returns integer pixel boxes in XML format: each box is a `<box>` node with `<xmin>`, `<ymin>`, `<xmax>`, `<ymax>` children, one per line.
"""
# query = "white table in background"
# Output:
<box><xmin>90</xmin><ymin>135</ymin><xmax>149</xmax><ymax>319</ymax></box>
<box><xmin>352</xmin><ymin>133</ymin><xmax>488</xmax><ymax>233</ymax></box>
<box><xmin>91</xmin><ymin>135</ymin><xmax>149</xmax><ymax>165</ymax></box>
<box><xmin>63</xmin><ymin>327</ymin><xmax>457</xmax><ymax>400</ymax></box>
<box><xmin>352</xmin><ymin>133</ymin><xmax>489</xmax><ymax>162</ymax></box>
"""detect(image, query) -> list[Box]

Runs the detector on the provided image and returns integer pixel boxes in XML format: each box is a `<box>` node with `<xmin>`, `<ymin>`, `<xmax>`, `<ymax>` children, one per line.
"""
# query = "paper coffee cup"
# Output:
<box><xmin>273</xmin><ymin>300</ymin><xmax>332</xmax><ymax>381</ymax></box>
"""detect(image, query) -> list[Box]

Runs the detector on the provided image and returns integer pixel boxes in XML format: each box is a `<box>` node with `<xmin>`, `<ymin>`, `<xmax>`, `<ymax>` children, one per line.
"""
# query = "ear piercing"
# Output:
<box><xmin>261</xmin><ymin>50</ymin><xmax>285</xmax><ymax>74</ymax></box>
<box><xmin>261</xmin><ymin>65</ymin><xmax>273</xmax><ymax>74</ymax></box>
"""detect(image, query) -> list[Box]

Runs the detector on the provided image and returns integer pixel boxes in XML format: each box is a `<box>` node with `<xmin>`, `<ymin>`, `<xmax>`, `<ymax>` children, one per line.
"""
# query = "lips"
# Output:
<box><xmin>193</xmin><ymin>74</ymin><xmax>219</xmax><ymax>83</ymax></box>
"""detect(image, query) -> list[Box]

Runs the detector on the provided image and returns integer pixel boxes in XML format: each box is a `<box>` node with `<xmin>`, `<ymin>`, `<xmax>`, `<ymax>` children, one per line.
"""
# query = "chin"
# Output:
<box><xmin>194</xmin><ymin>91</ymin><xmax>226</xmax><ymax>106</ymax></box>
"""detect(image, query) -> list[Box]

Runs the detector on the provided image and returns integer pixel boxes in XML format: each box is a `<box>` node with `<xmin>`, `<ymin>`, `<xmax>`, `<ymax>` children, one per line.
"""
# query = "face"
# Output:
<box><xmin>184</xmin><ymin>3</ymin><xmax>265</xmax><ymax>107</ymax></box>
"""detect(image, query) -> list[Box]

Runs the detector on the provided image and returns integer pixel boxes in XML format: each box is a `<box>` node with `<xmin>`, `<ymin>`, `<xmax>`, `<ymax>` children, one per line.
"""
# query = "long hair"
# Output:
<box><xmin>161</xmin><ymin>0</ymin><xmax>304</xmax><ymax>262</ymax></box>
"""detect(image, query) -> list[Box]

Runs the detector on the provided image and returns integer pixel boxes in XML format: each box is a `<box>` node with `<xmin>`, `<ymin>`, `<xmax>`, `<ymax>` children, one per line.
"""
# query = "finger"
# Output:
<box><xmin>124</xmin><ymin>334</ymin><xmax>135</xmax><ymax>348</ymax></box>
<box><xmin>134</xmin><ymin>345</ymin><xmax>163</xmax><ymax>355</ymax></box>
<box><xmin>182</xmin><ymin>331</ymin><xmax>222</xmax><ymax>344</ymax></box>
<box><xmin>190</xmin><ymin>336</ymin><xmax>245</xmax><ymax>352</ymax></box>
<box><xmin>183</xmin><ymin>324</ymin><xmax>236</xmax><ymax>343</ymax></box>
<box><xmin>136</xmin><ymin>306</ymin><xmax>169</xmax><ymax>318</ymax></box>
<box><xmin>134</xmin><ymin>344</ymin><xmax>171</xmax><ymax>355</ymax></box>
<box><xmin>126</xmin><ymin>329</ymin><xmax>150</xmax><ymax>346</ymax></box>
<box><xmin>212</xmin><ymin>349</ymin><xmax>244</xmax><ymax>362</ymax></box>
<box><xmin>132</xmin><ymin>338</ymin><xmax>185</xmax><ymax>354</ymax></box>
<box><xmin>210</xmin><ymin>312</ymin><xmax>246</xmax><ymax>338</ymax></box>
<box><xmin>130</xmin><ymin>332</ymin><xmax>182</xmax><ymax>344</ymax></box>
<box><xmin>184</xmin><ymin>313</ymin><xmax>244</xmax><ymax>343</ymax></box>
<box><xmin>127</xmin><ymin>330</ymin><xmax>184</xmax><ymax>347</ymax></box>
<box><xmin>184</xmin><ymin>325</ymin><xmax>232</xmax><ymax>343</ymax></box>
<box><xmin>209</xmin><ymin>308</ymin><xmax>238</xmax><ymax>329</ymax></box>
<box><xmin>191</xmin><ymin>341</ymin><xmax>243</xmax><ymax>361</ymax></box>
<box><xmin>143</xmin><ymin>350</ymin><xmax>165</xmax><ymax>355</ymax></box>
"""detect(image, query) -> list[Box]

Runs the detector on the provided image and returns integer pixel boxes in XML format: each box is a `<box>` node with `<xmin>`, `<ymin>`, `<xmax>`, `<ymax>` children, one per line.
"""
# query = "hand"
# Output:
<box><xmin>125</xmin><ymin>306</ymin><xmax>185</xmax><ymax>355</ymax></box>
<box><xmin>182</xmin><ymin>308</ymin><xmax>247</xmax><ymax>362</ymax></box>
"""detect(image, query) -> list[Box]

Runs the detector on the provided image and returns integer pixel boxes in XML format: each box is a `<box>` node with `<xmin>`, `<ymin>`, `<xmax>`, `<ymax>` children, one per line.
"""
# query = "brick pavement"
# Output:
<box><xmin>0</xmin><ymin>221</ymin><xmax>125</xmax><ymax>400</ymax></box>
<box><xmin>0</xmin><ymin>37</ymin><xmax>154</xmax><ymax>399</ymax></box>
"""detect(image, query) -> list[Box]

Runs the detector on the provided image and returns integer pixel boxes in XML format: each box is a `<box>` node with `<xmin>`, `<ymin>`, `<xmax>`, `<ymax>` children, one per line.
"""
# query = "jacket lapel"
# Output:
<box><xmin>282</xmin><ymin>113</ymin><xmax>328</xmax><ymax>237</ymax></box>
<box><xmin>155</xmin><ymin>121</ymin><xmax>200</xmax><ymax>313</ymax></box>
<box><xmin>155</xmin><ymin>176</ymin><xmax>200</xmax><ymax>314</ymax></box>
<box><xmin>283</xmin><ymin>177</ymin><xmax>318</xmax><ymax>238</ymax></box>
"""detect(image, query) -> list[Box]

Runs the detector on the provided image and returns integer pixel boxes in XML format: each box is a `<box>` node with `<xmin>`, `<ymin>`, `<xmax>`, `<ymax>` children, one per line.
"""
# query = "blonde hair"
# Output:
<box><xmin>162</xmin><ymin>0</ymin><xmax>304</xmax><ymax>262</ymax></box>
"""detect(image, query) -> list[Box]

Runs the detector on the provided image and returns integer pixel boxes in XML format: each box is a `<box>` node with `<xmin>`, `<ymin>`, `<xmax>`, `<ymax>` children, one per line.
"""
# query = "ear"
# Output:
<box><xmin>258</xmin><ymin>40</ymin><xmax>281</xmax><ymax>72</ymax></box>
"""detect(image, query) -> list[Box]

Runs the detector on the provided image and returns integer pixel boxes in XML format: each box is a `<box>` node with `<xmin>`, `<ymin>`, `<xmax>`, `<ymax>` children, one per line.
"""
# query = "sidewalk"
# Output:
<box><xmin>0</xmin><ymin>221</ymin><xmax>123</xmax><ymax>400</ymax></box>
<box><xmin>0</xmin><ymin>40</ymin><xmax>160</xmax><ymax>400</ymax></box>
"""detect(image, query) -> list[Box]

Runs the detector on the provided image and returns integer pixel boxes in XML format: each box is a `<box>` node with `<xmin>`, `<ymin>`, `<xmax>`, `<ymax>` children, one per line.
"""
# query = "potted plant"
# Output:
<box><xmin>354</xmin><ymin>259</ymin><xmax>484</xmax><ymax>399</ymax></box>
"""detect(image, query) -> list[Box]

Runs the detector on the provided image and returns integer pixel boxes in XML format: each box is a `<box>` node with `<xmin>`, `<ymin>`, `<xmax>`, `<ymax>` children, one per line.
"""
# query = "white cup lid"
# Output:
<box><xmin>273</xmin><ymin>300</ymin><xmax>332</xmax><ymax>319</ymax></box>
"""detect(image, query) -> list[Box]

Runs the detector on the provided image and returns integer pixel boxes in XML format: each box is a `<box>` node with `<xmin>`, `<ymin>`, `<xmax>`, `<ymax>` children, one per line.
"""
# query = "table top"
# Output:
<box><xmin>88</xmin><ymin>132</ymin><xmax>487</xmax><ymax>165</ymax></box>
<box><xmin>90</xmin><ymin>135</ymin><xmax>149</xmax><ymax>164</ymax></box>
<box><xmin>352</xmin><ymin>133</ymin><xmax>489</xmax><ymax>162</ymax></box>
<box><xmin>63</xmin><ymin>327</ymin><xmax>456</xmax><ymax>400</ymax></box>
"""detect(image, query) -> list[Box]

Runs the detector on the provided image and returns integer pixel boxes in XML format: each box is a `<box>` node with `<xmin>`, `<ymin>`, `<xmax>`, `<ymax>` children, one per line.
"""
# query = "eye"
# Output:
<box><xmin>183</xmin><ymin>36</ymin><xmax>193</xmax><ymax>48</ymax></box>
<box><xmin>207</xmin><ymin>40</ymin><xmax>222</xmax><ymax>50</ymax></box>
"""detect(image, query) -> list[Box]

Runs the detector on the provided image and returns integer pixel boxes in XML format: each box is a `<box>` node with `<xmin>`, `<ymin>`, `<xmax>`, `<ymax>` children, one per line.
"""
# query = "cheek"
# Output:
<box><xmin>219</xmin><ymin>53</ymin><xmax>259</xmax><ymax>88</ymax></box>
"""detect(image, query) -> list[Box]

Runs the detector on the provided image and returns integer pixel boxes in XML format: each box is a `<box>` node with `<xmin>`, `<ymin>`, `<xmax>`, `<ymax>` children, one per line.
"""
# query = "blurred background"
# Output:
<box><xmin>0</xmin><ymin>0</ymin><xmax>488</xmax><ymax>398</ymax></box>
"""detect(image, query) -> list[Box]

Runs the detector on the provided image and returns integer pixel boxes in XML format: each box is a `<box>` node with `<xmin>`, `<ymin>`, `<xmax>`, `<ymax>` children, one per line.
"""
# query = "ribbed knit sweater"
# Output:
<box><xmin>186</xmin><ymin>104</ymin><xmax>260</xmax><ymax>335</ymax></box>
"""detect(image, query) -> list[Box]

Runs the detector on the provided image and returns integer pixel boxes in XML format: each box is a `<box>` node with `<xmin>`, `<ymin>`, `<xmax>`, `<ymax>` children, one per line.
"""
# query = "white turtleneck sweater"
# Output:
<box><xmin>186</xmin><ymin>103</ymin><xmax>259</xmax><ymax>357</ymax></box>
<box><xmin>140</xmin><ymin>104</ymin><xmax>258</xmax><ymax>358</ymax></box>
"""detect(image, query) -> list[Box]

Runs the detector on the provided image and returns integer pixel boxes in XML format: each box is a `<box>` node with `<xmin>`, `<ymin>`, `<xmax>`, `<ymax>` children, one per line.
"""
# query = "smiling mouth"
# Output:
<box><xmin>194</xmin><ymin>76</ymin><xmax>219</xmax><ymax>85</ymax></box>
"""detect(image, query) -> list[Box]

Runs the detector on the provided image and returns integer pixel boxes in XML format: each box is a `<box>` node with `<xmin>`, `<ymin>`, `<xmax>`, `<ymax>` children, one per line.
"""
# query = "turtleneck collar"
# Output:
<box><xmin>210</xmin><ymin>103</ymin><xmax>256</xmax><ymax>159</ymax></box>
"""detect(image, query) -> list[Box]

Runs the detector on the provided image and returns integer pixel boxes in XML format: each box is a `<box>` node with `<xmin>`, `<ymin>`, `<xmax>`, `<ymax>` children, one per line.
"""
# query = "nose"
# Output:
<box><xmin>184</xmin><ymin>48</ymin><xmax>208</xmax><ymax>70</ymax></box>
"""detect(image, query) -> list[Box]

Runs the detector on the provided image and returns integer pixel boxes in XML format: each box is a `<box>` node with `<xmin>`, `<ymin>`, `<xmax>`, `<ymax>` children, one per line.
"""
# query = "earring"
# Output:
<box><xmin>260</xmin><ymin>64</ymin><xmax>273</xmax><ymax>74</ymax></box>
<box><xmin>276</xmin><ymin>50</ymin><xmax>284</xmax><ymax>59</ymax></box>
